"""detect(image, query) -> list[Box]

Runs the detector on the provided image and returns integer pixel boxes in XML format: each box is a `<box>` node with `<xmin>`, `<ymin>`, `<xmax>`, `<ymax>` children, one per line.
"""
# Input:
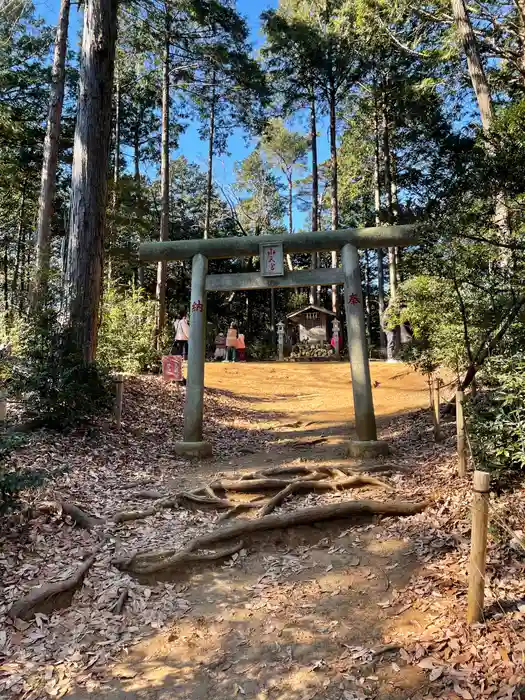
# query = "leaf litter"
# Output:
<box><xmin>0</xmin><ymin>376</ymin><xmax>525</xmax><ymax>698</ymax></box>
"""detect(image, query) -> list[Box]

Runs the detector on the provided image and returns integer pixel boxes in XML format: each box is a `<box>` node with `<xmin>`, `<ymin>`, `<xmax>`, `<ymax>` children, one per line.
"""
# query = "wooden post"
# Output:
<box><xmin>456</xmin><ymin>390</ymin><xmax>467</xmax><ymax>476</ymax></box>
<box><xmin>432</xmin><ymin>377</ymin><xmax>442</xmax><ymax>442</ymax></box>
<box><xmin>467</xmin><ymin>470</ymin><xmax>490</xmax><ymax>623</ymax></box>
<box><xmin>114</xmin><ymin>374</ymin><xmax>124</xmax><ymax>428</ymax></box>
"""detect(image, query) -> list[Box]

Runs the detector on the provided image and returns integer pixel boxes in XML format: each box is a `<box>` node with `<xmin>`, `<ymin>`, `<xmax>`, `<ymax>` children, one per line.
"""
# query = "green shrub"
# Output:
<box><xmin>465</xmin><ymin>354</ymin><xmax>525</xmax><ymax>484</ymax></box>
<box><xmin>8</xmin><ymin>310</ymin><xmax>113</xmax><ymax>429</ymax></box>
<box><xmin>248</xmin><ymin>338</ymin><xmax>275</xmax><ymax>361</ymax></box>
<box><xmin>98</xmin><ymin>281</ymin><xmax>160</xmax><ymax>373</ymax></box>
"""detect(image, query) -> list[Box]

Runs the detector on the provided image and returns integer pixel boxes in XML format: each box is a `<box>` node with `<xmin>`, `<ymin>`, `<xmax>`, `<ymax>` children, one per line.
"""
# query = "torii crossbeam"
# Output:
<box><xmin>138</xmin><ymin>224</ymin><xmax>418</xmax><ymax>458</ymax></box>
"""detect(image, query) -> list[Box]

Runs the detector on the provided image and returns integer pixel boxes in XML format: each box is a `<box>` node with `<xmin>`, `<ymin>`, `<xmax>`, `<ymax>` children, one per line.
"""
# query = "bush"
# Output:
<box><xmin>248</xmin><ymin>338</ymin><xmax>275</xmax><ymax>361</ymax></box>
<box><xmin>465</xmin><ymin>354</ymin><xmax>525</xmax><ymax>484</ymax></box>
<box><xmin>7</xmin><ymin>310</ymin><xmax>113</xmax><ymax>429</ymax></box>
<box><xmin>98</xmin><ymin>281</ymin><xmax>160</xmax><ymax>373</ymax></box>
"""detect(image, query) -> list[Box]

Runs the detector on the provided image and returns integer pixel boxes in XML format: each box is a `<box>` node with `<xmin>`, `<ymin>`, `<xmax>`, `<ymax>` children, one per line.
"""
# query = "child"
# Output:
<box><xmin>214</xmin><ymin>332</ymin><xmax>226</xmax><ymax>361</ymax></box>
<box><xmin>237</xmin><ymin>331</ymin><xmax>246</xmax><ymax>361</ymax></box>
<box><xmin>225</xmin><ymin>322</ymin><xmax>238</xmax><ymax>362</ymax></box>
<box><xmin>172</xmin><ymin>309</ymin><xmax>189</xmax><ymax>360</ymax></box>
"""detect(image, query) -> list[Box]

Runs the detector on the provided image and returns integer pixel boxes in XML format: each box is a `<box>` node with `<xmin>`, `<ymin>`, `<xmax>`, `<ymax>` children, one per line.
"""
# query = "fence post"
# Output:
<box><xmin>432</xmin><ymin>377</ymin><xmax>442</xmax><ymax>442</ymax></box>
<box><xmin>114</xmin><ymin>374</ymin><xmax>124</xmax><ymax>429</ymax></box>
<box><xmin>456</xmin><ymin>390</ymin><xmax>467</xmax><ymax>476</ymax></box>
<box><xmin>467</xmin><ymin>470</ymin><xmax>490</xmax><ymax>624</ymax></box>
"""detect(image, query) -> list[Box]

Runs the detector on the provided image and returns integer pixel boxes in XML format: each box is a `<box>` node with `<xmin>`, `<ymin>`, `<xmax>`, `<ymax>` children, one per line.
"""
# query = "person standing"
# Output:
<box><xmin>214</xmin><ymin>332</ymin><xmax>226</xmax><ymax>361</ymax></box>
<box><xmin>172</xmin><ymin>309</ymin><xmax>189</xmax><ymax>360</ymax></box>
<box><xmin>225</xmin><ymin>322</ymin><xmax>238</xmax><ymax>362</ymax></box>
<box><xmin>237</xmin><ymin>331</ymin><xmax>246</xmax><ymax>361</ymax></box>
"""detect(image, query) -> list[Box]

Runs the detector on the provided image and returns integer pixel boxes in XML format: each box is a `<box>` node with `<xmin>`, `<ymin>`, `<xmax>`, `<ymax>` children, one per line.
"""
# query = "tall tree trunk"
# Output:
<box><xmin>3</xmin><ymin>242</ymin><xmax>8</xmax><ymax>314</ymax></box>
<box><xmin>328</xmin><ymin>79</ymin><xmax>338</xmax><ymax>313</ymax></box>
<box><xmin>63</xmin><ymin>0</ymin><xmax>117</xmax><ymax>363</ymax></box>
<box><xmin>286</xmin><ymin>173</ymin><xmax>294</xmax><ymax>272</ymax></box>
<box><xmin>309</xmin><ymin>92</ymin><xmax>319</xmax><ymax>305</ymax></box>
<box><xmin>108</xmin><ymin>61</ymin><xmax>120</xmax><ymax>283</ymax></box>
<box><xmin>390</xmin><ymin>150</ymin><xmax>402</xmax><ymax>285</ymax></box>
<box><xmin>382</xmin><ymin>87</ymin><xmax>400</xmax><ymax>358</ymax></box>
<box><xmin>155</xmin><ymin>12</ymin><xmax>170</xmax><ymax>348</ymax></box>
<box><xmin>451</xmin><ymin>0</ymin><xmax>510</xmax><ymax>241</ymax></box>
<box><xmin>134</xmin><ymin>123</ymin><xmax>145</xmax><ymax>288</ymax></box>
<box><xmin>374</xmin><ymin>97</ymin><xmax>386</xmax><ymax>356</ymax></box>
<box><xmin>203</xmin><ymin>70</ymin><xmax>216</xmax><ymax>240</ymax></box>
<box><xmin>382</xmin><ymin>93</ymin><xmax>397</xmax><ymax>298</ymax></box>
<box><xmin>365</xmin><ymin>250</ymin><xmax>373</xmax><ymax>343</ymax></box>
<box><xmin>270</xmin><ymin>288</ymin><xmax>276</xmax><ymax>349</ymax></box>
<box><xmin>514</xmin><ymin>0</ymin><xmax>525</xmax><ymax>82</ymax></box>
<box><xmin>450</xmin><ymin>0</ymin><xmax>494</xmax><ymax>132</ymax></box>
<box><xmin>12</xmin><ymin>182</ymin><xmax>27</xmax><ymax>313</ymax></box>
<box><xmin>32</xmin><ymin>0</ymin><xmax>70</xmax><ymax>309</ymax></box>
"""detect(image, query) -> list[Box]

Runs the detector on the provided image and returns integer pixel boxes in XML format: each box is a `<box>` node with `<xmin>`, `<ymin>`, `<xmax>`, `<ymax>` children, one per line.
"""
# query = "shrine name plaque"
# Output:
<box><xmin>260</xmin><ymin>243</ymin><xmax>284</xmax><ymax>277</ymax></box>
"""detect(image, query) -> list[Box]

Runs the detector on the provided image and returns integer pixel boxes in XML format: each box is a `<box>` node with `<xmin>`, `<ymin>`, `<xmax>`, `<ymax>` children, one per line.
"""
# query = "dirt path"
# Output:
<box><xmin>64</xmin><ymin>362</ymin><xmax>433</xmax><ymax>700</ymax></box>
<box><xmin>203</xmin><ymin>361</ymin><xmax>430</xmax><ymax>437</ymax></box>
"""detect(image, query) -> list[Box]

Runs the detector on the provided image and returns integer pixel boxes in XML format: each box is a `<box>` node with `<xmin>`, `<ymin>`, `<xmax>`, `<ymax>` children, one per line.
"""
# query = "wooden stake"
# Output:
<box><xmin>432</xmin><ymin>377</ymin><xmax>442</xmax><ymax>442</ymax></box>
<box><xmin>456</xmin><ymin>390</ymin><xmax>466</xmax><ymax>476</ymax></box>
<box><xmin>467</xmin><ymin>470</ymin><xmax>490</xmax><ymax>624</ymax></box>
<box><xmin>114</xmin><ymin>374</ymin><xmax>124</xmax><ymax>428</ymax></box>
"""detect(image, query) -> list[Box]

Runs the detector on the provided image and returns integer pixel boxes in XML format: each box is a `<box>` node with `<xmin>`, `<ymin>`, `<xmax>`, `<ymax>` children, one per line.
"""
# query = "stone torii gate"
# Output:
<box><xmin>138</xmin><ymin>224</ymin><xmax>417</xmax><ymax>458</ymax></box>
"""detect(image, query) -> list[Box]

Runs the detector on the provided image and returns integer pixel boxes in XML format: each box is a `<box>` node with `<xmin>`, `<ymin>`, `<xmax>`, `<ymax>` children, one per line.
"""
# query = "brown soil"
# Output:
<box><xmin>67</xmin><ymin>362</ymin><xmax>433</xmax><ymax>700</ymax></box>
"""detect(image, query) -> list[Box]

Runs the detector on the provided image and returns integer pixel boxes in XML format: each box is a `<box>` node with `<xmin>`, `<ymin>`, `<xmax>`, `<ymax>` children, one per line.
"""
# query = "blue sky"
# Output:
<box><xmin>34</xmin><ymin>0</ymin><xmax>329</xmax><ymax>230</ymax></box>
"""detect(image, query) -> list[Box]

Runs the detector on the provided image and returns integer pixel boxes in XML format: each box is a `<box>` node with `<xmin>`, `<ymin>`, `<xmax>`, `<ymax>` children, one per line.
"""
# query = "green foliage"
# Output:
<box><xmin>8</xmin><ymin>311</ymin><xmax>113</xmax><ymax>429</ymax></box>
<box><xmin>466</xmin><ymin>355</ymin><xmax>525</xmax><ymax>484</ymax></box>
<box><xmin>287</xmin><ymin>291</ymin><xmax>309</xmax><ymax>312</ymax></box>
<box><xmin>248</xmin><ymin>338</ymin><xmax>275</xmax><ymax>361</ymax></box>
<box><xmin>391</xmin><ymin>276</ymin><xmax>464</xmax><ymax>375</ymax></box>
<box><xmin>98</xmin><ymin>281</ymin><xmax>159</xmax><ymax>374</ymax></box>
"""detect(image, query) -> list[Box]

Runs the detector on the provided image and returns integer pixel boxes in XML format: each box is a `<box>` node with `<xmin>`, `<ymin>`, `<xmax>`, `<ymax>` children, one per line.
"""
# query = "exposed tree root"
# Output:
<box><xmin>240</xmin><ymin>465</ymin><xmax>328</xmax><ymax>480</ymax></box>
<box><xmin>129</xmin><ymin>490</ymin><xmax>167</xmax><ymax>500</ymax></box>
<box><xmin>259</xmin><ymin>475</ymin><xmax>390</xmax><ymax>516</ymax></box>
<box><xmin>39</xmin><ymin>501</ymin><xmax>104</xmax><ymax>530</ymax></box>
<box><xmin>110</xmin><ymin>587</ymin><xmax>129</xmax><ymax>615</ymax></box>
<box><xmin>113</xmin><ymin>499</ymin><xmax>427</xmax><ymax>575</ymax></box>
<box><xmin>113</xmin><ymin>507</ymin><xmax>157</xmax><ymax>523</ymax></box>
<box><xmin>9</xmin><ymin>555</ymin><xmax>96</xmax><ymax>620</ymax></box>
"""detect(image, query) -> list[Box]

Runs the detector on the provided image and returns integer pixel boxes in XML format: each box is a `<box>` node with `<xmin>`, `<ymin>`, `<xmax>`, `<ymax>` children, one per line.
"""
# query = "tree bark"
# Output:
<box><xmin>328</xmin><ymin>78</ymin><xmax>338</xmax><ymax>313</ymax></box>
<box><xmin>32</xmin><ymin>0</ymin><xmax>70</xmax><ymax>310</ymax></box>
<box><xmin>155</xmin><ymin>11</ymin><xmax>170</xmax><ymax>348</ymax></box>
<box><xmin>63</xmin><ymin>0</ymin><xmax>117</xmax><ymax>362</ymax></box>
<box><xmin>12</xmin><ymin>184</ymin><xmax>27</xmax><ymax>313</ymax></box>
<box><xmin>203</xmin><ymin>70</ymin><xmax>216</xmax><ymax>240</ymax></box>
<box><xmin>365</xmin><ymin>250</ymin><xmax>373</xmax><ymax>343</ymax></box>
<box><xmin>3</xmin><ymin>241</ymin><xmax>8</xmax><ymax>313</ymax></box>
<box><xmin>451</xmin><ymin>0</ymin><xmax>510</xmax><ymax>242</ymax></box>
<box><xmin>374</xmin><ymin>99</ymin><xmax>386</xmax><ymax>356</ymax></box>
<box><xmin>134</xmin><ymin>122</ymin><xmax>145</xmax><ymax>287</ymax></box>
<box><xmin>107</xmin><ymin>60</ymin><xmax>120</xmax><ymax>282</ymax></box>
<box><xmin>382</xmin><ymin>94</ymin><xmax>397</xmax><ymax>298</ymax></box>
<box><xmin>450</xmin><ymin>0</ymin><xmax>494</xmax><ymax>132</ymax></box>
<box><xmin>514</xmin><ymin>0</ymin><xmax>525</xmax><ymax>82</ymax></box>
<box><xmin>309</xmin><ymin>93</ymin><xmax>319</xmax><ymax>305</ymax></box>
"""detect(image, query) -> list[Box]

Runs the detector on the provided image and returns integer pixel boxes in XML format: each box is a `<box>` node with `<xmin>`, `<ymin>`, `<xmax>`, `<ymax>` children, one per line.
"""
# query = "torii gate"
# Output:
<box><xmin>138</xmin><ymin>224</ymin><xmax>417</xmax><ymax>458</ymax></box>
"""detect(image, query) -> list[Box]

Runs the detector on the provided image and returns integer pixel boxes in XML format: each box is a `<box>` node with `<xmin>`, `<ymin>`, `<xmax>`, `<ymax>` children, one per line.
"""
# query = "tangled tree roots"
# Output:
<box><xmin>15</xmin><ymin>462</ymin><xmax>425</xmax><ymax>617</ymax></box>
<box><xmin>113</xmin><ymin>499</ymin><xmax>428</xmax><ymax>575</ymax></box>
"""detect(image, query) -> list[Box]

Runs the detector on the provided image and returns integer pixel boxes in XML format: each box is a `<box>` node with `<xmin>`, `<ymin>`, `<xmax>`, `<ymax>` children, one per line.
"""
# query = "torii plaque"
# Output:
<box><xmin>137</xmin><ymin>224</ymin><xmax>418</xmax><ymax>457</ymax></box>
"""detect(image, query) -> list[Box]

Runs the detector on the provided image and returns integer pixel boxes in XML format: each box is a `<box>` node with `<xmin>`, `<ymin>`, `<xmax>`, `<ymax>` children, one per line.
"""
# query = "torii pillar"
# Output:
<box><xmin>137</xmin><ymin>224</ymin><xmax>417</xmax><ymax>458</ymax></box>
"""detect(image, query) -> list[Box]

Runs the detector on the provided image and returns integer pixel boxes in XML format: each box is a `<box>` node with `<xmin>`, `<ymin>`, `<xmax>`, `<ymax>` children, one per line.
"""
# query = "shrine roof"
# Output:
<box><xmin>286</xmin><ymin>305</ymin><xmax>337</xmax><ymax>319</ymax></box>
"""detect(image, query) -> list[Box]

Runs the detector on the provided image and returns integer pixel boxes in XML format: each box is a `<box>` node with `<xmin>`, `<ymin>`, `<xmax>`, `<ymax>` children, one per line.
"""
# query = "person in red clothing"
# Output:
<box><xmin>236</xmin><ymin>332</ymin><xmax>246</xmax><ymax>361</ymax></box>
<box><xmin>331</xmin><ymin>334</ymin><xmax>343</xmax><ymax>353</ymax></box>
